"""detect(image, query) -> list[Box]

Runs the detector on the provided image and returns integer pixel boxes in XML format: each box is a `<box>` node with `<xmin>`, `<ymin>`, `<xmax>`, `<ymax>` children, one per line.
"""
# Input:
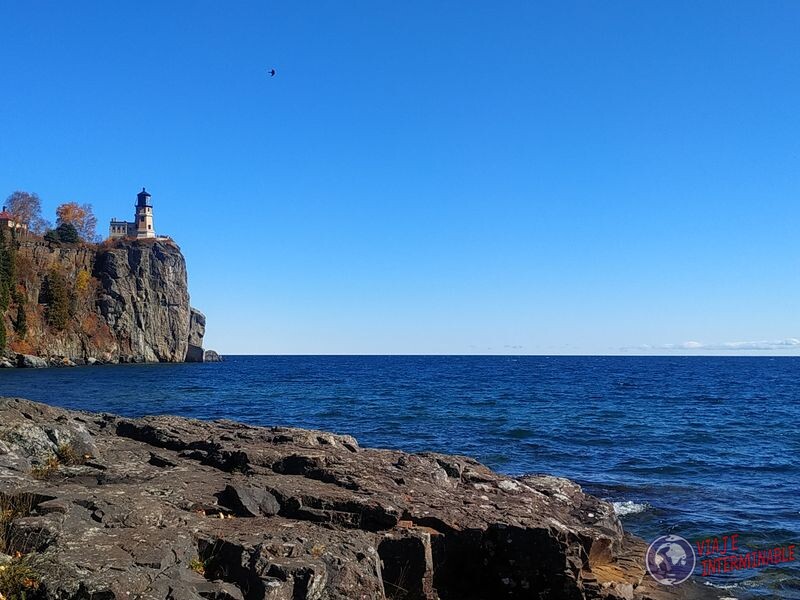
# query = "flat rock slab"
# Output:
<box><xmin>0</xmin><ymin>397</ymin><xmax>721</xmax><ymax>600</ymax></box>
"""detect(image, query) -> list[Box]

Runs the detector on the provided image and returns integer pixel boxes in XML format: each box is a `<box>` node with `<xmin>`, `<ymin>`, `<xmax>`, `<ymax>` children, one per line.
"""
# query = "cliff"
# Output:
<box><xmin>0</xmin><ymin>398</ymin><xmax>719</xmax><ymax>600</ymax></box>
<box><xmin>0</xmin><ymin>237</ymin><xmax>206</xmax><ymax>364</ymax></box>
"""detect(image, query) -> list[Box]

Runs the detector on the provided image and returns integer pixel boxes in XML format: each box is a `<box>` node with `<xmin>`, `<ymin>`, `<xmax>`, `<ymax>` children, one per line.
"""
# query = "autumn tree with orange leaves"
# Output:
<box><xmin>55</xmin><ymin>202</ymin><xmax>99</xmax><ymax>243</ymax></box>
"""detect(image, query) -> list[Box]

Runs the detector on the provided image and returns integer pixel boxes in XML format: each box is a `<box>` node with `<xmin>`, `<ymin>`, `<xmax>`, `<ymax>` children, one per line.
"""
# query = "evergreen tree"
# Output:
<box><xmin>6</xmin><ymin>234</ymin><xmax>16</xmax><ymax>293</ymax></box>
<box><xmin>55</xmin><ymin>222</ymin><xmax>80</xmax><ymax>243</ymax></box>
<box><xmin>0</xmin><ymin>228</ymin><xmax>20</xmax><ymax>348</ymax></box>
<box><xmin>44</xmin><ymin>267</ymin><xmax>70</xmax><ymax>330</ymax></box>
<box><xmin>13</xmin><ymin>300</ymin><xmax>27</xmax><ymax>338</ymax></box>
<box><xmin>0</xmin><ymin>228</ymin><xmax>10</xmax><ymax>312</ymax></box>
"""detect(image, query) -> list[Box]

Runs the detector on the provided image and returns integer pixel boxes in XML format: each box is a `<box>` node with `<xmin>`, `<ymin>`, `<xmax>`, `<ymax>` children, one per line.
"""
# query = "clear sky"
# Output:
<box><xmin>1</xmin><ymin>2</ymin><xmax>799</xmax><ymax>355</ymax></box>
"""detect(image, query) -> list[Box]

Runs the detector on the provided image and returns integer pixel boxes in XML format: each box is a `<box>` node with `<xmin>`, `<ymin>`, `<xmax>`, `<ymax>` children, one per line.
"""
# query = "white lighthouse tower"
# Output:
<box><xmin>135</xmin><ymin>187</ymin><xmax>155</xmax><ymax>239</ymax></box>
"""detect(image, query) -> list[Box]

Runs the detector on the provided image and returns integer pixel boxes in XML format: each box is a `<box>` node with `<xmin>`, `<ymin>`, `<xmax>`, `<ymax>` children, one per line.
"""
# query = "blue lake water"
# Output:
<box><xmin>1</xmin><ymin>355</ymin><xmax>798</xmax><ymax>598</ymax></box>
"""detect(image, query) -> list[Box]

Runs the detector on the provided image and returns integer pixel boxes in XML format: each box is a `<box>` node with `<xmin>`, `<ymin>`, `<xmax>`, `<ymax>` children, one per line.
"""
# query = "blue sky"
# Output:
<box><xmin>1</xmin><ymin>2</ymin><xmax>799</xmax><ymax>354</ymax></box>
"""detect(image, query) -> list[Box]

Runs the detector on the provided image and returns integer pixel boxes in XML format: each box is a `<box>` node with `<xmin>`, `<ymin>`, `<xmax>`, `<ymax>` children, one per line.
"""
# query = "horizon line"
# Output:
<box><xmin>208</xmin><ymin>353</ymin><xmax>800</xmax><ymax>358</ymax></box>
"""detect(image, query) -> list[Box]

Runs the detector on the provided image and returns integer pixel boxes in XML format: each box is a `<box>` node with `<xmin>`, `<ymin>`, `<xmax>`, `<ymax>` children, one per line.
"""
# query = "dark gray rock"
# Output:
<box><xmin>185</xmin><ymin>308</ymin><xmax>206</xmax><ymax>362</ymax></box>
<box><xmin>17</xmin><ymin>353</ymin><xmax>48</xmax><ymax>368</ymax></box>
<box><xmin>185</xmin><ymin>345</ymin><xmax>204</xmax><ymax>362</ymax></box>
<box><xmin>218</xmin><ymin>483</ymin><xmax>281</xmax><ymax>517</ymax></box>
<box><xmin>94</xmin><ymin>240</ymin><xmax>192</xmax><ymax>362</ymax></box>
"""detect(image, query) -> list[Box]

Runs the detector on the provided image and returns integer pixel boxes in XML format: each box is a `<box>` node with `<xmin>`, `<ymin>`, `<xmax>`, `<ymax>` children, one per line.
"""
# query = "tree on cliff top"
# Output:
<box><xmin>5</xmin><ymin>191</ymin><xmax>50</xmax><ymax>235</ymax></box>
<box><xmin>44</xmin><ymin>222</ymin><xmax>81</xmax><ymax>244</ymax></box>
<box><xmin>56</xmin><ymin>222</ymin><xmax>80</xmax><ymax>243</ymax></box>
<box><xmin>56</xmin><ymin>202</ymin><xmax>98</xmax><ymax>243</ymax></box>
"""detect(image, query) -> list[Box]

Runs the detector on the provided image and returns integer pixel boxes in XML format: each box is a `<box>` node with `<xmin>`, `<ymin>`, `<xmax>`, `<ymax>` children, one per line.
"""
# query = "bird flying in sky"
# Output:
<box><xmin>268</xmin><ymin>68</ymin><xmax>276</xmax><ymax>77</ymax></box>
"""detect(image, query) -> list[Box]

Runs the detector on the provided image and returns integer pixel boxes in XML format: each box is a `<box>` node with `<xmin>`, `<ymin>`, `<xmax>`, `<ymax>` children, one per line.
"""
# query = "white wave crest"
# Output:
<box><xmin>703</xmin><ymin>580</ymin><xmax>741</xmax><ymax>590</ymax></box>
<box><xmin>612</xmin><ymin>500</ymin><xmax>649</xmax><ymax>516</ymax></box>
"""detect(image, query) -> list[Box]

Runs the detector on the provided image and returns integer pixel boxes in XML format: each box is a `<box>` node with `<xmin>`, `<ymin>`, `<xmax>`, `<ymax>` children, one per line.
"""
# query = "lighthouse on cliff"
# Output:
<box><xmin>109</xmin><ymin>187</ymin><xmax>157</xmax><ymax>239</ymax></box>
<box><xmin>135</xmin><ymin>188</ymin><xmax>155</xmax><ymax>238</ymax></box>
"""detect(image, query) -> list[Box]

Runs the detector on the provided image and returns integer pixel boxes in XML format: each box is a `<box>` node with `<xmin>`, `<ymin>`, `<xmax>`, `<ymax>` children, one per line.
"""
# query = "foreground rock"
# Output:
<box><xmin>0</xmin><ymin>398</ymin><xmax>719</xmax><ymax>600</ymax></box>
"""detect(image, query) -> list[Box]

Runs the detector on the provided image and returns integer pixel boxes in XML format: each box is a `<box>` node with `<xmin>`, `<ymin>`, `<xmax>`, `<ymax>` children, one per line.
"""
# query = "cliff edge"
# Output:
<box><xmin>0</xmin><ymin>238</ymin><xmax>207</xmax><ymax>364</ymax></box>
<box><xmin>0</xmin><ymin>398</ymin><xmax>719</xmax><ymax>600</ymax></box>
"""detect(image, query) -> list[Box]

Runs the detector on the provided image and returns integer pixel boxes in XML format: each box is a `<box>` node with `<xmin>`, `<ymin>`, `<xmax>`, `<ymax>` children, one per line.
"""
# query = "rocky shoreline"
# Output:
<box><xmin>0</xmin><ymin>398</ymin><xmax>719</xmax><ymax>600</ymax></box>
<box><xmin>1</xmin><ymin>350</ymin><xmax>223</xmax><ymax>369</ymax></box>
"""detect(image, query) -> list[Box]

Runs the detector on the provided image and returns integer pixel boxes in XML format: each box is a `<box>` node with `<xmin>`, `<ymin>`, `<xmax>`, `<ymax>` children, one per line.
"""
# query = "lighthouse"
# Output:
<box><xmin>136</xmin><ymin>188</ymin><xmax>155</xmax><ymax>239</ymax></box>
<box><xmin>108</xmin><ymin>188</ymin><xmax>158</xmax><ymax>239</ymax></box>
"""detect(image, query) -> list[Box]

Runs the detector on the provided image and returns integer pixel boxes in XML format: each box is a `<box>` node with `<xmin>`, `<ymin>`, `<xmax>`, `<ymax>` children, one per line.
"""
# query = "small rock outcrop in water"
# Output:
<box><xmin>0</xmin><ymin>398</ymin><xmax>717</xmax><ymax>600</ymax></box>
<box><xmin>204</xmin><ymin>349</ymin><xmax>223</xmax><ymax>362</ymax></box>
<box><xmin>0</xmin><ymin>238</ymin><xmax>207</xmax><ymax>364</ymax></box>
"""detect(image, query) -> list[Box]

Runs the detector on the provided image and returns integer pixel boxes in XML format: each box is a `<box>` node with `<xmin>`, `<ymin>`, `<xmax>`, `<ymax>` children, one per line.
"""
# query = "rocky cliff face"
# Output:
<box><xmin>186</xmin><ymin>308</ymin><xmax>207</xmax><ymax>363</ymax></box>
<box><xmin>1</xmin><ymin>238</ymin><xmax>205</xmax><ymax>364</ymax></box>
<box><xmin>0</xmin><ymin>398</ymin><xmax>719</xmax><ymax>600</ymax></box>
